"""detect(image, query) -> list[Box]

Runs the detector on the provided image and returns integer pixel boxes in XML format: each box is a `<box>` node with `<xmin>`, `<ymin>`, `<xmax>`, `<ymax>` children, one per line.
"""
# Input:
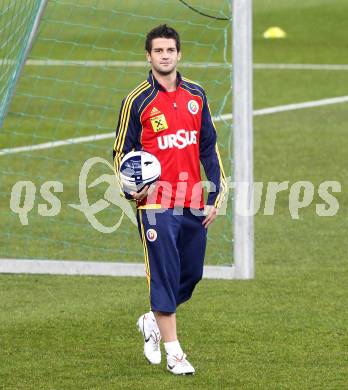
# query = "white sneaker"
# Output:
<box><xmin>166</xmin><ymin>353</ymin><xmax>195</xmax><ymax>375</ymax></box>
<box><xmin>137</xmin><ymin>312</ymin><xmax>161</xmax><ymax>364</ymax></box>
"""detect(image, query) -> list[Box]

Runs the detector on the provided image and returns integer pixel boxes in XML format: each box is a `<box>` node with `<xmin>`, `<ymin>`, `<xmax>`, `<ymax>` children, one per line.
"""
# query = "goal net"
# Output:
<box><xmin>0</xmin><ymin>0</ymin><xmax>47</xmax><ymax>126</ymax></box>
<box><xmin>0</xmin><ymin>0</ymin><xmax>252</xmax><ymax>278</ymax></box>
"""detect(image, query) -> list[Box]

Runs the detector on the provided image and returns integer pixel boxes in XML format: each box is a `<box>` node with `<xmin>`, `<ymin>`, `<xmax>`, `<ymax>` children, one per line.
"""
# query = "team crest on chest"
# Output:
<box><xmin>188</xmin><ymin>100</ymin><xmax>199</xmax><ymax>115</ymax></box>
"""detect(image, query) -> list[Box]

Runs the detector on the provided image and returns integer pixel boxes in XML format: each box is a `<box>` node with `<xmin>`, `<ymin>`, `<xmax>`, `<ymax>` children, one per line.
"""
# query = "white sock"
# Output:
<box><xmin>164</xmin><ymin>340</ymin><xmax>183</xmax><ymax>357</ymax></box>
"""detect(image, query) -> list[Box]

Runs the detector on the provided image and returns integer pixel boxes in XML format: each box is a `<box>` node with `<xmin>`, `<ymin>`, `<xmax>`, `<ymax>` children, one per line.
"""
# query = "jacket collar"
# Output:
<box><xmin>148</xmin><ymin>70</ymin><xmax>182</xmax><ymax>91</ymax></box>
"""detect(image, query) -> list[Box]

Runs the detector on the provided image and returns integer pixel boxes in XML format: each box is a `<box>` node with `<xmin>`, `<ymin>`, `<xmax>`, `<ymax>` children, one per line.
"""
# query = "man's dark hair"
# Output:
<box><xmin>145</xmin><ymin>24</ymin><xmax>180</xmax><ymax>53</ymax></box>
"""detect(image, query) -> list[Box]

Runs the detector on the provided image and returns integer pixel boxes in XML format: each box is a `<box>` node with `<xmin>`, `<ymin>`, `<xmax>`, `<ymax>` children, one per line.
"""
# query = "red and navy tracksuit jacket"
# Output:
<box><xmin>113</xmin><ymin>71</ymin><xmax>227</xmax><ymax>210</ymax></box>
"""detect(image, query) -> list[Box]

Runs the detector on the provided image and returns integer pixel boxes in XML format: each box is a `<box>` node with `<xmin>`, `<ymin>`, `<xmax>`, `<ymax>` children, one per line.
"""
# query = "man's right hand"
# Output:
<box><xmin>130</xmin><ymin>185</ymin><xmax>149</xmax><ymax>203</ymax></box>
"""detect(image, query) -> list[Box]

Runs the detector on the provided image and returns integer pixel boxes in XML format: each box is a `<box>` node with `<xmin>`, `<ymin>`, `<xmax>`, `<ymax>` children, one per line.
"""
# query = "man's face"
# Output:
<box><xmin>146</xmin><ymin>37</ymin><xmax>181</xmax><ymax>76</ymax></box>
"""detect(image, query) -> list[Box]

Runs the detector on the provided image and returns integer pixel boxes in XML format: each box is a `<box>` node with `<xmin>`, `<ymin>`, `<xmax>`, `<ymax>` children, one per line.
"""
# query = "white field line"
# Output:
<box><xmin>253</xmin><ymin>63</ymin><xmax>348</xmax><ymax>71</ymax></box>
<box><xmin>1</xmin><ymin>94</ymin><xmax>348</xmax><ymax>156</ymax></box>
<box><xmin>0</xmin><ymin>132</ymin><xmax>113</xmax><ymax>155</ymax></box>
<box><xmin>1</xmin><ymin>59</ymin><xmax>348</xmax><ymax>70</ymax></box>
<box><xmin>0</xmin><ymin>259</ymin><xmax>236</xmax><ymax>279</ymax></box>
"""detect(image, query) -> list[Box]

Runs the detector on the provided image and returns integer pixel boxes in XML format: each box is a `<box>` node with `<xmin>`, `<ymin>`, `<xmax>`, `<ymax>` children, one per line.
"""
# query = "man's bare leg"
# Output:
<box><xmin>153</xmin><ymin>312</ymin><xmax>177</xmax><ymax>342</ymax></box>
<box><xmin>154</xmin><ymin>311</ymin><xmax>183</xmax><ymax>356</ymax></box>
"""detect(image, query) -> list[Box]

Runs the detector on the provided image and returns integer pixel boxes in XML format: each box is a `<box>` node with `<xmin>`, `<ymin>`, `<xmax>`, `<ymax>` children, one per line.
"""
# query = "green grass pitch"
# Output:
<box><xmin>1</xmin><ymin>0</ymin><xmax>348</xmax><ymax>388</ymax></box>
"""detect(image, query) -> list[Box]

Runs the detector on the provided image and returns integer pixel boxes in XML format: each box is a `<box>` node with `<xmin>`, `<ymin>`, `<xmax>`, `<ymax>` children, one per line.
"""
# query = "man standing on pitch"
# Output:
<box><xmin>113</xmin><ymin>24</ymin><xmax>226</xmax><ymax>375</ymax></box>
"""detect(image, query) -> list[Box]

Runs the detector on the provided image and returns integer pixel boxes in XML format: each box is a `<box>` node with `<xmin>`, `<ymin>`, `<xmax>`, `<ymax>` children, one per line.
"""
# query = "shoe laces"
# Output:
<box><xmin>170</xmin><ymin>353</ymin><xmax>189</xmax><ymax>366</ymax></box>
<box><xmin>150</xmin><ymin>329</ymin><xmax>161</xmax><ymax>351</ymax></box>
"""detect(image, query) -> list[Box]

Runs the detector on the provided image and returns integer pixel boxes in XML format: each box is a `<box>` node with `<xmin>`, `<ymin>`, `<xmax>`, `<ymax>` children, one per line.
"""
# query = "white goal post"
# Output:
<box><xmin>232</xmin><ymin>0</ymin><xmax>254</xmax><ymax>279</ymax></box>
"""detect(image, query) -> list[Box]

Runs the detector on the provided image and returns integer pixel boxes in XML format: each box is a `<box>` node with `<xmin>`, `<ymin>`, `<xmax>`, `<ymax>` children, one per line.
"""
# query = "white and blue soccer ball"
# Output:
<box><xmin>119</xmin><ymin>150</ymin><xmax>161</xmax><ymax>194</ymax></box>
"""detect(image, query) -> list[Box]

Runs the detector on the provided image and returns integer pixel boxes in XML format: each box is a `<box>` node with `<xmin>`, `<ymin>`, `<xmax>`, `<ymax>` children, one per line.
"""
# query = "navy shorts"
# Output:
<box><xmin>137</xmin><ymin>208</ymin><xmax>207</xmax><ymax>313</ymax></box>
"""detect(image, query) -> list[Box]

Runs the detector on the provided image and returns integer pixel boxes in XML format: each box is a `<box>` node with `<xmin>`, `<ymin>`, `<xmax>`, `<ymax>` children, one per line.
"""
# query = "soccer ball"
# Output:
<box><xmin>119</xmin><ymin>150</ymin><xmax>161</xmax><ymax>194</ymax></box>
